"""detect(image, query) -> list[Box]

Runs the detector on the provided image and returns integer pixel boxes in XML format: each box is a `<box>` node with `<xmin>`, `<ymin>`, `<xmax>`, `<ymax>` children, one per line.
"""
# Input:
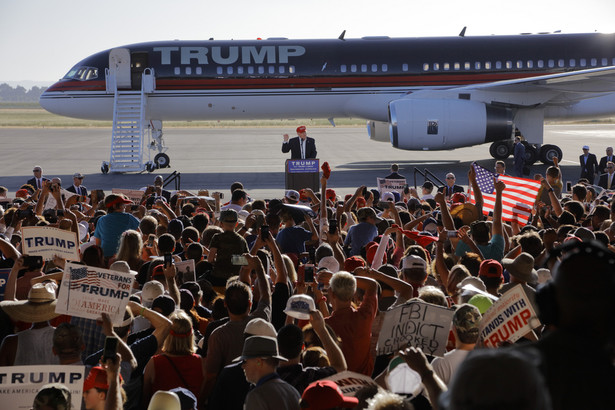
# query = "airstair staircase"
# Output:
<box><xmin>102</xmin><ymin>68</ymin><xmax>166</xmax><ymax>173</ymax></box>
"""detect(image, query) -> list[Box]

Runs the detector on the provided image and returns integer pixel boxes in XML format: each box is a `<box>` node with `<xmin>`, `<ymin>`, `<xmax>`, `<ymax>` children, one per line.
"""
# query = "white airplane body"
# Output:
<box><xmin>40</xmin><ymin>32</ymin><xmax>615</xmax><ymax>169</ymax></box>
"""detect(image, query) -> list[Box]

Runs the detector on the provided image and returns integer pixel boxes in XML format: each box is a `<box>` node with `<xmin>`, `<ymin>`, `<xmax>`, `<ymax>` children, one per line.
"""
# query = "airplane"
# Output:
<box><xmin>39</xmin><ymin>31</ymin><xmax>615</xmax><ymax>173</ymax></box>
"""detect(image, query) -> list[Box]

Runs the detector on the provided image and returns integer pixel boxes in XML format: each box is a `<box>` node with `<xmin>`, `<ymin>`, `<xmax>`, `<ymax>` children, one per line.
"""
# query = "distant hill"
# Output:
<box><xmin>0</xmin><ymin>83</ymin><xmax>48</xmax><ymax>102</ymax></box>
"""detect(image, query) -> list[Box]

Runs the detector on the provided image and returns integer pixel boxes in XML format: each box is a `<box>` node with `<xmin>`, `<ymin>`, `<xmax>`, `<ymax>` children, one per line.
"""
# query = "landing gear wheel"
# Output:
<box><xmin>154</xmin><ymin>153</ymin><xmax>170</xmax><ymax>169</ymax></box>
<box><xmin>539</xmin><ymin>144</ymin><xmax>563</xmax><ymax>165</ymax></box>
<box><xmin>489</xmin><ymin>140</ymin><xmax>511</xmax><ymax>160</ymax></box>
<box><xmin>522</xmin><ymin>142</ymin><xmax>539</xmax><ymax>165</ymax></box>
<box><xmin>101</xmin><ymin>162</ymin><xmax>109</xmax><ymax>174</ymax></box>
<box><xmin>146</xmin><ymin>161</ymin><xmax>156</xmax><ymax>173</ymax></box>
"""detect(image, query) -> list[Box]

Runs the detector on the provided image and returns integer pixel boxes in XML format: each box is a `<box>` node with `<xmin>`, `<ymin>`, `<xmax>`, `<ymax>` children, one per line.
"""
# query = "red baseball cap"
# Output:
<box><xmin>479</xmin><ymin>259</ymin><xmax>503</xmax><ymax>279</ymax></box>
<box><xmin>83</xmin><ymin>367</ymin><xmax>109</xmax><ymax>391</ymax></box>
<box><xmin>296</xmin><ymin>125</ymin><xmax>306</xmax><ymax>133</ymax></box>
<box><xmin>300</xmin><ymin>380</ymin><xmax>359</xmax><ymax>410</ymax></box>
<box><xmin>344</xmin><ymin>256</ymin><xmax>366</xmax><ymax>272</ymax></box>
<box><xmin>326</xmin><ymin>189</ymin><xmax>336</xmax><ymax>202</ymax></box>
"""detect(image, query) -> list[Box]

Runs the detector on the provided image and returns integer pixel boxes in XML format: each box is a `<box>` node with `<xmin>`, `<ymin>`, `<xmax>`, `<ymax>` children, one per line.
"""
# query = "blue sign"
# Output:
<box><xmin>288</xmin><ymin>159</ymin><xmax>319</xmax><ymax>173</ymax></box>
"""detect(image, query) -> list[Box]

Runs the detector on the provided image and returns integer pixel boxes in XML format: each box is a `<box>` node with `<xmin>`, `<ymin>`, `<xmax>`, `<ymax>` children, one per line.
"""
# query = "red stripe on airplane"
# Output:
<box><xmin>44</xmin><ymin>72</ymin><xmax>549</xmax><ymax>92</ymax></box>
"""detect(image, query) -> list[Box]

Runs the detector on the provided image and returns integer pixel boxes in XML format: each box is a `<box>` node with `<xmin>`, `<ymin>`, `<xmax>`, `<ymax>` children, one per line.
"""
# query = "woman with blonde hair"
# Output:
<box><xmin>142</xmin><ymin>310</ymin><xmax>204</xmax><ymax>405</ymax></box>
<box><xmin>112</xmin><ymin>229</ymin><xmax>144</xmax><ymax>271</ymax></box>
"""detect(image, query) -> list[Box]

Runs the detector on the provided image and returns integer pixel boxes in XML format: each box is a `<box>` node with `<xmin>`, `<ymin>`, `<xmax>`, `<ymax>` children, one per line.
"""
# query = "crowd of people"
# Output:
<box><xmin>0</xmin><ymin>149</ymin><xmax>614</xmax><ymax>410</ymax></box>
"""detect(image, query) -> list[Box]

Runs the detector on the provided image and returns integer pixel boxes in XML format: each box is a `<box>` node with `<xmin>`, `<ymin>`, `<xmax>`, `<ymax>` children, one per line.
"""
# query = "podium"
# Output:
<box><xmin>285</xmin><ymin>159</ymin><xmax>320</xmax><ymax>191</ymax></box>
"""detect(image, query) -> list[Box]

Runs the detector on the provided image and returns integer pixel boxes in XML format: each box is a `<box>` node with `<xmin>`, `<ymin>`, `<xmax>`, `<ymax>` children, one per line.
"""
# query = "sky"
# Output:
<box><xmin>1</xmin><ymin>0</ymin><xmax>615</xmax><ymax>85</ymax></box>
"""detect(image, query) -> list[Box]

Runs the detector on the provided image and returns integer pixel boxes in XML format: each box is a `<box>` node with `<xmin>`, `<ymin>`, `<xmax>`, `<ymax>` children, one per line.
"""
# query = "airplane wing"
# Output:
<box><xmin>408</xmin><ymin>66</ymin><xmax>615</xmax><ymax>108</ymax></box>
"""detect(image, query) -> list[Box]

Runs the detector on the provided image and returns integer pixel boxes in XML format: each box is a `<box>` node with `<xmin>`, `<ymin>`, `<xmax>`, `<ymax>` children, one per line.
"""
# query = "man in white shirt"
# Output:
<box><xmin>431</xmin><ymin>304</ymin><xmax>481</xmax><ymax>385</ymax></box>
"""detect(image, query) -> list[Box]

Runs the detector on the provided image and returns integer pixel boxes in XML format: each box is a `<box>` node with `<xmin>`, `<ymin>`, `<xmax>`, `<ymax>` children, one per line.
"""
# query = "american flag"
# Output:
<box><xmin>69</xmin><ymin>266</ymin><xmax>116</xmax><ymax>290</ymax></box>
<box><xmin>470</xmin><ymin>163</ymin><xmax>541</xmax><ymax>226</ymax></box>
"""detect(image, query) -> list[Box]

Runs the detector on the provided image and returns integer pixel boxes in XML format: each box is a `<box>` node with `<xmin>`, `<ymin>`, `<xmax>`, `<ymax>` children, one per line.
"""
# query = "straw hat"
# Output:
<box><xmin>450</xmin><ymin>203</ymin><xmax>480</xmax><ymax>226</ymax></box>
<box><xmin>501</xmin><ymin>253</ymin><xmax>538</xmax><ymax>283</ymax></box>
<box><xmin>0</xmin><ymin>283</ymin><xmax>60</xmax><ymax>322</ymax></box>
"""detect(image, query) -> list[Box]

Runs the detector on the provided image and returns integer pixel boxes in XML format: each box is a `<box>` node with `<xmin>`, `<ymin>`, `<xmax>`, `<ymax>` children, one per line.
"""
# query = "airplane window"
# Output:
<box><xmin>258</xmin><ymin>66</ymin><xmax>265</xmax><ymax>74</ymax></box>
<box><xmin>558</xmin><ymin>59</ymin><xmax>564</xmax><ymax>67</ymax></box>
<box><xmin>580</xmin><ymin>59</ymin><xmax>587</xmax><ymax>67</ymax></box>
<box><xmin>527</xmin><ymin>61</ymin><xmax>533</xmax><ymax>68</ymax></box>
<box><xmin>537</xmin><ymin>60</ymin><xmax>544</xmax><ymax>68</ymax></box>
<box><xmin>475</xmin><ymin>62</ymin><xmax>481</xmax><ymax>70</ymax></box>
<box><xmin>279</xmin><ymin>66</ymin><xmax>285</xmax><ymax>74</ymax></box>
<box><xmin>548</xmin><ymin>60</ymin><xmax>555</xmax><ymax>68</ymax></box>
<box><xmin>495</xmin><ymin>61</ymin><xmax>502</xmax><ymax>69</ymax></box>
<box><xmin>196</xmin><ymin>67</ymin><xmax>202</xmax><ymax>75</ymax></box>
<box><xmin>227</xmin><ymin>67</ymin><xmax>234</xmax><ymax>74</ymax></box>
<box><xmin>361</xmin><ymin>64</ymin><xmax>367</xmax><ymax>72</ymax></box>
<box><xmin>432</xmin><ymin>63</ymin><xmax>438</xmax><ymax>71</ymax></box>
<box><xmin>403</xmin><ymin>64</ymin><xmax>409</xmax><ymax>71</ymax></box>
<box><xmin>485</xmin><ymin>62</ymin><xmax>491</xmax><ymax>69</ymax></box>
<box><xmin>248</xmin><ymin>66</ymin><xmax>254</xmax><ymax>74</ymax></box>
<box><xmin>602</xmin><ymin>58</ymin><xmax>608</xmax><ymax>66</ymax></box>
<box><xmin>443</xmin><ymin>63</ymin><xmax>450</xmax><ymax>71</ymax></box>
<box><xmin>569</xmin><ymin>59</ymin><xmax>575</xmax><ymax>67</ymax></box>
<box><xmin>371</xmin><ymin>64</ymin><xmax>377</xmax><ymax>72</ymax></box>
<box><xmin>351</xmin><ymin>65</ymin><xmax>357</xmax><ymax>72</ymax></box>
<box><xmin>423</xmin><ymin>63</ymin><xmax>429</xmax><ymax>71</ymax></box>
<box><xmin>454</xmin><ymin>62</ymin><xmax>460</xmax><ymax>70</ymax></box>
<box><xmin>175</xmin><ymin>67</ymin><xmax>181</xmax><ymax>75</ymax></box>
<box><xmin>382</xmin><ymin>64</ymin><xmax>388</xmax><ymax>72</ymax></box>
<box><xmin>464</xmin><ymin>62</ymin><xmax>470</xmax><ymax>70</ymax></box>
<box><xmin>516</xmin><ymin>61</ymin><xmax>523</xmax><ymax>69</ymax></box>
<box><xmin>591</xmin><ymin>58</ymin><xmax>597</xmax><ymax>67</ymax></box>
<box><xmin>217</xmin><ymin>67</ymin><xmax>223</xmax><ymax>75</ymax></box>
<box><xmin>63</xmin><ymin>66</ymin><xmax>99</xmax><ymax>81</ymax></box>
<box><xmin>268</xmin><ymin>66</ymin><xmax>275</xmax><ymax>74</ymax></box>
<box><xmin>238</xmin><ymin>67</ymin><xmax>244</xmax><ymax>74</ymax></box>
<box><xmin>506</xmin><ymin>61</ymin><xmax>512</xmax><ymax>69</ymax></box>
<box><xmin>186</xmin><ymin>67</ymin><xmax>192</xmax><ymax>75</ymax></box>
<box><xmin>289</xmin><ymin>66</ymin><xmax>295</xmax><ymax>74</ymax></box>
<box><xmin>341</xmin><ymin>65</ymin><xmax>347</xmax><ymax>73</ymax></box>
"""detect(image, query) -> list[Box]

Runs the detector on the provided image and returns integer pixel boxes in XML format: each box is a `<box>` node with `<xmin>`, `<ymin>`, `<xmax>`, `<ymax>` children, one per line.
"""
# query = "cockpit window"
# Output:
<box><xmin>62</xmin><ymin>66</ymin><xmax>98</xmax><ymax>81</ymax></box>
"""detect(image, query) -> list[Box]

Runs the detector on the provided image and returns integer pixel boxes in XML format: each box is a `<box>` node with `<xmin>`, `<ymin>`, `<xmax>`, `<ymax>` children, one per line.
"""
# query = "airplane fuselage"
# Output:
<box><xmin>41</xmin><ymin>33</ymin><xmax>615</xmax><ymax>122</ymax></box>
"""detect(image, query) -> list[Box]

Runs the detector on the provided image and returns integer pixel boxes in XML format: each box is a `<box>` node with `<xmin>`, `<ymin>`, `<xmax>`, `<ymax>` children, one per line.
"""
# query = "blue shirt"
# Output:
<box><xmin>93</xmin><ymin>212</ymin><xmax>140</xmax><ymax>257</ymax></box>
<box><xmin>276</xmin><ymin>225</ymin><xmax>313</xmax><ymax>255</ymax></box>
<box><xmin>455</xmin><ymin>233</ymin><xmax>505</xmax><ymax>261</ymax></box>
<box><xmin>344</xmin><ymin>222</ymin><xmax>378</xmax><ymax>256</ymax></box>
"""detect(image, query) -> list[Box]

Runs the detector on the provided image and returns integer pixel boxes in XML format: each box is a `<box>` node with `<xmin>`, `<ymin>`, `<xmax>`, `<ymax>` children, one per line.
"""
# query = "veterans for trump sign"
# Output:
<box><xmin>479</xmin><ymin>284</ymin><xmax>541</xmax><ymax>347</ymax></box>
<box><xmin>56</xmin><ymin>262</ymin><xmax>134</xmax><ymax>325</ymax></box>
<box><xmin>21</xmin><ymin>226</ymin><xmax>79</xmax><ymax>261</ymax></box>
<box><xmin>376</xmin><ymin>300</ymin><xmax>454</xmax><ymax>357</ymax></box>
<box><xmin>0</xmin><ymin>365</ymin><xmax>84</xmax><ymax>410</ymax></box>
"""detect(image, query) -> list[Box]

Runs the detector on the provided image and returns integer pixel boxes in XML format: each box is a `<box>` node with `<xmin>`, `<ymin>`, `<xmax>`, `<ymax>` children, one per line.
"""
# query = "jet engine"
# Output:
<box><xmin>389</xmin><ymin>99</ymin><xmax>513</xmax><ymax>150</ymax></box>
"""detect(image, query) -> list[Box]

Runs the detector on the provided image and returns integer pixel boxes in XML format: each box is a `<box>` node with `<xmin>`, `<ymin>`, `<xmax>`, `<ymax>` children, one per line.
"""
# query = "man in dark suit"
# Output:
<box><xmin>385</xmin><ymin>163</ymin><xmax>405</xmax><ymax>180</ymax></box>
<box><xmin>598</xmin><ymin>146</ymin><xmax>614</xmax><ymax>174</ymax></box>
<box><xmin>579</xmin><ymin>145</ymin><xmax>599</xmax><ymax>184</ymax></box>
<box><xmin>598</xmin><ymin>161</ymin><xmax>615</xmax><ymax>190</ymax></box>
<box><xmin>281</xmin><ymin>126</ymin><xmax>317</xmax><ymax>159</ymax></box>
<box><xmin>66</xmin><ymin>172</ymin><xmax>88</xmax><ymax>196</ymax></box>
<box><xmin>437</xmin><ymin>173</ymin><xmax>465</xmax><ymax>198</ymax></box>
<box><xmin>26</xmin><ymin>166</ymin><xmax>49</xmax><ymax>190</ymax></box>
<box><xmin>513</xmin><ymin>136</ymin><xmax>526</xmax><ymax>177</ymax></box>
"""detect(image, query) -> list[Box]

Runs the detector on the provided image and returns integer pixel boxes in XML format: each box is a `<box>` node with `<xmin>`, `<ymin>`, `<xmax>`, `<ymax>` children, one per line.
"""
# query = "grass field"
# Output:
<box><xmin>0</xmin><ymin>102</ymin><xmax>365</xmax><ymax>128</ymax></box>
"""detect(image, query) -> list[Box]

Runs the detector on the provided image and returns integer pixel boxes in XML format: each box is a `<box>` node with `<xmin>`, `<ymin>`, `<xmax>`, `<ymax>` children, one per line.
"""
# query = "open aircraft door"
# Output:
<box><xmin>108</xmin><ymin>48</ymin><xmax>131</xmax><ymax>89</ymax></box>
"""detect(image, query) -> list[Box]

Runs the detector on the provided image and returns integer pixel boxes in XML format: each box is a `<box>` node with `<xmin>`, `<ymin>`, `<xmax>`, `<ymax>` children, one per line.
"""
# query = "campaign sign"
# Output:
<box><xmin>0</xmin><ymin>268</ymin><xmax>9</xmax><ymax>299</ymax></box>
<box><xmin>377</xmin><ymin>178</ymin><xmax>407</xmax><ymax>196</ymax></box>
<box><xmin>376</xmin><ymin>300</ymin><xmax>454</xmax><ymax>357</ymax></box>
<box><xmin>324</xmin><ymin>371</ymin><xmax>377</xmax><ymax>397</ymax></box>
<box><xmin>479</xmin><ymin>284</ymin><xmax>540</xmax><ymax>347</ymax></box>
<box><xmin>287</xmin><ymin>159</ymin><xmax>319</xmax><ymax>173</ymax></box>
<box><xmin>112</xmin><ymin>188</ymin><xmax>144</xmax><ymax>204</ymax></box>
<box><xmin>175</xmin><ymin>259</ymin><xmax>196</xmax><ymax>286</ymax></box>
<box><xmin>56</xmin><ymin>262</ymin><xmax>134</xmax><ymax>325</ymax></box>
<box><xmin>22</xmin><ymin>226</ymin><xmax>79</xmax><ymax>261</ymax></box>
<box><xmin>0</xmin><ymin>365</ymin><xmax>84</xmax><ymax>410</ymax></box>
